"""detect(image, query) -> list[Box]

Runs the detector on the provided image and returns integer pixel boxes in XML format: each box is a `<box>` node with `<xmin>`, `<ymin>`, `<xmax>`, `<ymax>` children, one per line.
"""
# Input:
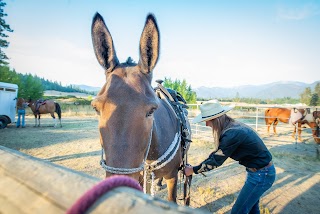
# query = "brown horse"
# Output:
<box><xmin>265</xmin><ymin>108</ymin><xmax>291</xmax><ymax>136</ymax></box>
<box><xmin>91</xmin><ymin>13</ymin><xmax>191</xmax><ymax>203</ymax></box>
<box><xmin>27</xmin><ymin>99</ymin><xmax>62</xmax><ymax>127</ymax></box>
<box><xmin>265</xmin><ymin>107</ymin><xmax>320</xmax><ymax>143</ymax></box>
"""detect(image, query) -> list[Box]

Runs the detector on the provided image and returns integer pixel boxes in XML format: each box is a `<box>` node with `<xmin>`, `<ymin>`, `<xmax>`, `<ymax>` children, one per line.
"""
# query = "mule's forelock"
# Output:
<box><xmin>139</xmin><ymin>13</ymin><xmax>160</xmax><ymax>76</ymax></box>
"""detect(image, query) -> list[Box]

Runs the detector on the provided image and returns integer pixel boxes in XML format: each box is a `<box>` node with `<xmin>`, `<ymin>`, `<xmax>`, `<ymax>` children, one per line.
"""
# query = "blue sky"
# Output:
<box><xmin>5</xmin><ymin>0</ymin><xmax>320</xmax><ymax>89</ymax></box>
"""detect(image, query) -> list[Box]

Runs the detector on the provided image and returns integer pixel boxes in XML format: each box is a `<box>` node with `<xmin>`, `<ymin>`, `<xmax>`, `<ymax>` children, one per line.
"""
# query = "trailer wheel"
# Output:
<box><xmin>0</xmin><ymin>116</ymin><xmax>9</xmax><ymax>129</ymax></box>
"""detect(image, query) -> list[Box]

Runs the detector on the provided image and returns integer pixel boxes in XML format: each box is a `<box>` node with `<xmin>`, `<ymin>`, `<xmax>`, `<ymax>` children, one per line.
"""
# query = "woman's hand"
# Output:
<box><xmin>184</xmin><ymin>165</ymin><xmax>194</xmax><ymax>176</ymax></box>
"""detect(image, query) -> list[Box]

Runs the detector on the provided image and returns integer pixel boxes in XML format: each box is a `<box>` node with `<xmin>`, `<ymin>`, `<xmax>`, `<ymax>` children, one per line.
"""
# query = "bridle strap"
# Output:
<box><xmin>145</xmin><ymin>132</ymin><xmax>181</xmax><ymax>171</ymax></box>
<box><xmin>100</xmin><ymin>152</ymin><xmax>145</xmax><ymax>174</ymax></box>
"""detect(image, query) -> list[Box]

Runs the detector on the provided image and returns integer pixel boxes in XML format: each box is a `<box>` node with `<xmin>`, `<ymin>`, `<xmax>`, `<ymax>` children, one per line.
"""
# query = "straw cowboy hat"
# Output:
<box><xmin>192</xmin><ymin>100</ymin><xmax>234</xmax><ymax>123</ymax></box>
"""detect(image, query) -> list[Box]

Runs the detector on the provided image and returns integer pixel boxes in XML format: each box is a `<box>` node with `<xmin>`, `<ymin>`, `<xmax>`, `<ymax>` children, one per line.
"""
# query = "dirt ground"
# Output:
<box><xmin>1</xmin><ymin>116</ymin><xmax>320</xmax><ymax>214</ymax></box>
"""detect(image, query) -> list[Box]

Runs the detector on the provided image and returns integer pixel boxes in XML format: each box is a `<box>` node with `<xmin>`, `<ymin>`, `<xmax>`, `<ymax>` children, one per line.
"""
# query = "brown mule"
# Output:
<box><xmin>265</xmin><ymin>108</ymin><xmax>291</xmax><ymax>136</ymax></box>
<box><xmin>91</xmin><ymin>13</ymin><xmax>191</xmax><ymax>203</ymax></box>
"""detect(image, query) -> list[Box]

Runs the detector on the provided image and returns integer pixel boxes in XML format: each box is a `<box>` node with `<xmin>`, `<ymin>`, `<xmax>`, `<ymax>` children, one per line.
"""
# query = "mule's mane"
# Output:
<box><xmin>121</xmin><ymin>57</ymin><xmax>137</xmax><ymax>66</ymax></box>
<box><xmin>120</xmin><ymin>61</ymin><xmax>137</xmax><ymax>67</ymax></box>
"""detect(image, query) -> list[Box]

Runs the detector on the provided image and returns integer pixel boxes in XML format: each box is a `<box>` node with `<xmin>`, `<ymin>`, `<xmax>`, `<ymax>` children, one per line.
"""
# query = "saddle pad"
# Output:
<box><xmin>289</xmin><ymin>109</ymin><xmax>302</xmax><ymax>125</ymax></box>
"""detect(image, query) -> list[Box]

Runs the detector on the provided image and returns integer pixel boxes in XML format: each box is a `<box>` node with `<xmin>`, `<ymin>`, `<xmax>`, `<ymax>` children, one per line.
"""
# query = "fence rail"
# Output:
<box><xmin>187</xmin><ymin>103</ymin><xmax>320</xmax><ymax>142</ymax></box>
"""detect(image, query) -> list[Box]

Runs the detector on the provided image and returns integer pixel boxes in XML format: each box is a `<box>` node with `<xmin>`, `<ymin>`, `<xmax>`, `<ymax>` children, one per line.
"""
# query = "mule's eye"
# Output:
<box><xmin>146</xmin><ymin>108</ymin><xmax>156</xmax><ymax>117</ymax></box>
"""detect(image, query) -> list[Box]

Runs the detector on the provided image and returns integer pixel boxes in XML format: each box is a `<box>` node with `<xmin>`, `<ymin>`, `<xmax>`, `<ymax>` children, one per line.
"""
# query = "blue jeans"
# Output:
<box><xmin>17</xmin><ymin>109</ymin><xmax>26</xmax><ymax>127</ymax></box>
<box><xmin>231</xmin><ymin>164</ymin><xmax>276</xmax><ymax>214</ymax></box>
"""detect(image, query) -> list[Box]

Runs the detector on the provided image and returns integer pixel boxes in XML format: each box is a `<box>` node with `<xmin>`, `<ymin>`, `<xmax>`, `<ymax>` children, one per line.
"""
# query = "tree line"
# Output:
<box><xmin>2</xmin><ymin>63</ymin><xmax>318</xmax><ymax>105</ymax></box>
<box><xmin>0</xmin><ymin>65</ymin><xmax>95</xmax><ymax>99</ymax></box>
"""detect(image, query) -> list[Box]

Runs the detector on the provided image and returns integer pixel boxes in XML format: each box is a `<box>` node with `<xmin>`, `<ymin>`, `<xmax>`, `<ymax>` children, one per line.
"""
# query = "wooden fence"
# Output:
<box><xmin>0</xmin><ymin>146</ymin><xmax>208</xmax><ymax>214</ymax></box>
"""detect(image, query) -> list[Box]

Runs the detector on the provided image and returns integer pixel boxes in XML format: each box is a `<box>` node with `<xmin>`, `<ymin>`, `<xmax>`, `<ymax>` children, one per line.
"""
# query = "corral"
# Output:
<box><xmin>1</xmin><ymin>109</ymin><xmax>319</xmax><ymax>213</ymax></box>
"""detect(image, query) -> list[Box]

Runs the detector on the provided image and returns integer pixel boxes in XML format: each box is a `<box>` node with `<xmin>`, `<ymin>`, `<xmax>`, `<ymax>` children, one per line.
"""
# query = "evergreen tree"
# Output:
<box><xmin>22</xmin><ymin>74</ymin><xmax>43</xmax><ymax>99</ymax></box>
<box><xmin>234</xmin><ymin>92</ymin><xmax>241</xmax><ymax>102</ymax></box>
<box><xmin>309</xmin><ymin>93</ymin><xmax>319</xmax><ymax>106</ymax></box>
<box><xmin>163</xmin><ymin>77</ymin><xmax>197</xmax><ymax>103</ymax></box>
<box><xmin>0</xmin><ymin>65</ymin><xmax>20</xmax><ymax>84</ymax></box>
<box><xmin>0</xmin><ymin>0</ymin><xmax>13</xmax><ymax>65</ymax></box>
<box><xmin>314</xmin><ymin>82</ymin><xmax>320</xmax><ymax>97</ymax></box>
<box><xmin>300</xmin><ymin>87</ymin><xmax>312</xmax><ymax>105</ymax></box>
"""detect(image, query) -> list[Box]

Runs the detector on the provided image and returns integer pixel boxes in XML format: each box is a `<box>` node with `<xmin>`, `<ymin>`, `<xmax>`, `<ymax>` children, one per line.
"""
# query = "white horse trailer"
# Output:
<box><xmin>0</xmin><ymin>82</ymin><xmax>18</xmax><ymax>128</ymax></box>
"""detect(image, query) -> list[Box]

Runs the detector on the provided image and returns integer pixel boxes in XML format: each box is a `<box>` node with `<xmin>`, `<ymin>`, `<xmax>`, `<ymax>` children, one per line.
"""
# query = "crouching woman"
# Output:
<box><xmin>184</xmin><ymin>100</ymin><xmax>276</xmax><ymax>214</ymax></box>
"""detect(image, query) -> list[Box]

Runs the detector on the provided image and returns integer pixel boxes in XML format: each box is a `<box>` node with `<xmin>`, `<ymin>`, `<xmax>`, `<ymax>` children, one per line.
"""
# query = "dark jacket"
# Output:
<box><xmin>193</xmin><ymin>122</ymin><xmax>272</xmax><ymax>174</ymax></box>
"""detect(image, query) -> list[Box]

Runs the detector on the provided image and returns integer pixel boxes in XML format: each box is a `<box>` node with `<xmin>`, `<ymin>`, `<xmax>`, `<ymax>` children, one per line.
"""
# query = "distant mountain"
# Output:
<box><xmin>73</xmin><ymin>81</ymin><xmax>319</xmax><ymax>100</ymax></box>
<box><xmin>194</xmin><ymin>81</ymin><xmax>320</xmax><ymax>99</ymax></box>
<box><xmin>73</xmin><ymin>85</ymin><xmax>101</xmax><ymax>92</ymax></box>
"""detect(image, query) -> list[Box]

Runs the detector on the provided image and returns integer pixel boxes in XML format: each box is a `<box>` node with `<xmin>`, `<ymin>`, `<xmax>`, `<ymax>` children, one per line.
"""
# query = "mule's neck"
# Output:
<box><xmin>147</xmin><ymin>99</ymin><xmax>179</xmax><ymax>161</ymax></box>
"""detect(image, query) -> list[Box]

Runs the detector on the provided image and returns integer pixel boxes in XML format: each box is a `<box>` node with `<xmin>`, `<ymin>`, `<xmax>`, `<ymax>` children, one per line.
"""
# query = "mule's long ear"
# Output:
<box><xmin>139</xmin><ymin>14</ymin><xmax>160</xmax><ymax>75</ymax></box>
<box><xmin>91</xmin><ymin>12</ymin><xmax>119</xmax><ymax>73</ymax></box>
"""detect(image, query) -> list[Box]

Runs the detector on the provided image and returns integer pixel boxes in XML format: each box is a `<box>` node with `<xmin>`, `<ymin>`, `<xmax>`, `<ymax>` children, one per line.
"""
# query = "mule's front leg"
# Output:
<box><xmin>165</xmin><ymin>176</ymin><xmax>178</xmax><ymax>203</ymax></box>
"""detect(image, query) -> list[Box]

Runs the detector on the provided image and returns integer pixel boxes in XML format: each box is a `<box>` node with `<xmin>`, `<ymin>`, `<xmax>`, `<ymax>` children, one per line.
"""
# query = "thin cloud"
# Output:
<box><xmin>277</xmin><ymin>3</ymin><xmax>320</xmax><ymax>20</ymax></box>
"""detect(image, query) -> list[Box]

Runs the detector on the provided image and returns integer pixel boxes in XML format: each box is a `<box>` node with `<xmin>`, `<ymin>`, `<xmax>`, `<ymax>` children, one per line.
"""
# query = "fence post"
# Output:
<box><xmin>255</xmin><ymin>106</ymin><xmax>259</xmax><ymax>131</ymax></box>
<box><xmin>295</xmin><ymin>123</ymin><xmax>298</xmax><ymax>149</ymax></box>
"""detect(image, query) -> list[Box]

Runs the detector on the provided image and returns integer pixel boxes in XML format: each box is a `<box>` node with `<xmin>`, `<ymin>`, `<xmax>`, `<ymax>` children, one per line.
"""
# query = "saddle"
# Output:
<box><xmin>289</xmin><ymin>108</ymin><xmax>303</xmax><ymax>125</ymax></box>
<box><xmin>154</xmin><ymin>79</ymin><xmax>191</xmax><ymax>145</ymax></box>
<box><xmin>35</xmin><ymin>99</ymin><xmax>47</xmax><ymax>113</ymax></box>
